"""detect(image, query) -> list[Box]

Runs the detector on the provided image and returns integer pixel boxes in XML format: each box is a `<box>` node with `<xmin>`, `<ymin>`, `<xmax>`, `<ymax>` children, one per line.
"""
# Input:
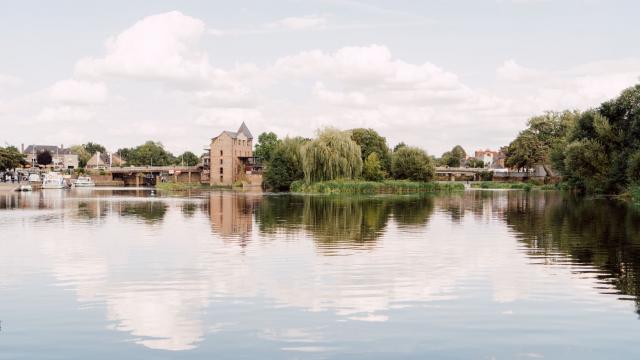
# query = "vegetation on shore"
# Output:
<box><xmin>155</xmin><ymin>182</ymin><xmax>209</xmax><ymax>191</ymax></box>
<box><xmin>258</xmin><ymin>127</ymin><xmax>439</xmax><ymax>193</ymax></box>
<box><xmin>290</xmin><ymin>180</ymin><xmax>464</xmax><ymax>194</ymax></box>
<box><xmin>504</xmin><ymin>84</ymin><xmax>640</xmax><ymax>196</ymax></box>
<box><xmin>470</xmin><ymin>181</ymin><xmax>565</xmax><ymax>191</ymax></box>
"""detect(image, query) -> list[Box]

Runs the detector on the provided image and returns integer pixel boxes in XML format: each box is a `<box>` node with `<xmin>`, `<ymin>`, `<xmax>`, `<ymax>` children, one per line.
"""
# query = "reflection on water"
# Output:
<box><xmin>1</xmin><ymin>189</ymin><xmax>640</xmax><ymax>358</ymax></box>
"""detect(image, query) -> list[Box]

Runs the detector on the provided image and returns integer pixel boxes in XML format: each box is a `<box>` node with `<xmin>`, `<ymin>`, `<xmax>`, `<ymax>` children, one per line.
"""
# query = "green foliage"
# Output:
<box><xmin>507</xmin><ymin>110</ymin><xmax>579</xmax><ymax>171</ymax></box>
<box><xmin>627</xmin><ymin>150</ymin><xmax>640</xmax><ymax>184</ymax></box>
<box><xmin>301</xmin><ymin>128</ymin><xmax>363</xmax><ymax>183</ymax></box>
<box><xmin>263</xmin><ymin>137</ymin><xmax>305</xmax><ymax>191</ymax></box>
<box><xmin>391</xmin><ymin>146</ymin><xmax>435</xmax><ymax>181</ymax></box>
<box><xmin>350</xmin><ymin>128</ymin><xmax>391</xmax><ymax>172</ymax></box>
<box><xmin>479</xmin><ymin>170</ymin><xmax>493</xmax><ymax>181</ymax></box>
<box><xmin>254</xmin><ymin>132</ymin><xmax>280</xmax><ymax>163</ymax></box>
<box><xmin>290</xmin><ymin>179</ymin><xmax>464</xmax><ymax>194</ymax></box>
<box><xmin>37</xmin><ymin>150</ymin><xmax>52</xmax><ymax>166</ymax></box>
<box><xmin>176</xmin><ymin>151</ymin><xmax>199</xmax><ymax>166</ymax></box>
<box><xmin>362</xmin><ymin>152</ymin><xmax>385</xmax><ymax>181</ymax></box>
<box><xmin>563</xmin><ymin>139</ymin><xmax>610</xmax><ymax>193</ymax></box>
<box><xmin>466</xmin><ymin>158</ymin><xmax>485</xmax><ymax>168</ymax></box>
<box><xmin>118</xmin><ymin>141</ymin><xmax>175</xmax><ymax>166</ymax></box>
<box><xmin>393</xmin><ymin>142</ymin><xmax>407</xmax><ymax>152</ymax></box>
<box><xmin>0</xmin><ymin>146</ymin><xmax>25</xmax><ymax>171</ymax></box>
<box><xmin>439</xmin><ymin>145</ymin><xmax>467</xmax><ymax>167</ymax></box>
<box><xmin>84</xmin><ymin>142</ymin><xmax>106</xmax><ymax>155</ymax></box>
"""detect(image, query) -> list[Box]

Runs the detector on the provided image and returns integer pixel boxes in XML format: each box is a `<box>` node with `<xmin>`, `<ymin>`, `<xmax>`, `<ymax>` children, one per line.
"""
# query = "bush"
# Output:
<box><xmin>391</xmin><ymin>146</ymin><xmax>435</xmax><ymax>181</ymax></box>
<box><xmin>263</xmin><ymin>137</ymin><xmax>305</xmax><ymax>191</ymax></box>
<box><xmin>363</xmin><ymin>152</ymin><xmax>385</xmax><ymax>181</ymax></box>
<box><xmin>290</xmin><ymin>180</ymin><xmax>464</xmax><ymax>194</ymax></box>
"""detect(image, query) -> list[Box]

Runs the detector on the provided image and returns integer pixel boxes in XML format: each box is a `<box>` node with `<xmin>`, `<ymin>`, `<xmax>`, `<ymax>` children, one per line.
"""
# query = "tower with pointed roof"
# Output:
<box><xmin>209</xmin><ymin>122</ymin><xmax>255</xmax><ymax>186</ymax></box>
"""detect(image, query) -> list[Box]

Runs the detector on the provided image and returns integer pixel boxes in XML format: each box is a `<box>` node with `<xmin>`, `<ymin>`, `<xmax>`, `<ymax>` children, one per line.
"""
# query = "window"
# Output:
<box><xmin>219</xmin><ymin>159</ymin><xmax>223</xmax><ymax>165</ymax></box>
<box><xmin>220</xmin><ymin>150</ymin><xmax>223</xmax><ymax>156</ymax></box>
<box><xmin>220</xmin><ymin>175</ymin><xmax>223</xmax><ymax>182</ymax></box>
<box><xmin>220</xmin><ymin>167</ymin><xmax>224</xmax><ymax>174</ymax></box>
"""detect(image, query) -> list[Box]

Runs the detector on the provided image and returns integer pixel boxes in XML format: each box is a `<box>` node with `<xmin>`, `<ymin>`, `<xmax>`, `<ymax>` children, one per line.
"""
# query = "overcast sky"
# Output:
<box><xmin>1</xmin><ymin>0</ymin><xmax>639</xmax><ymax>156</ymax></box>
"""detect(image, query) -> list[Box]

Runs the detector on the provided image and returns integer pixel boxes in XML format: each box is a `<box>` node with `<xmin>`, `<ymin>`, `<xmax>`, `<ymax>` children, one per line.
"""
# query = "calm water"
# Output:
<box><xmin>1</xmin><ymin>188</ymin><xmax>640</xmax><ymax>359</ymax></box>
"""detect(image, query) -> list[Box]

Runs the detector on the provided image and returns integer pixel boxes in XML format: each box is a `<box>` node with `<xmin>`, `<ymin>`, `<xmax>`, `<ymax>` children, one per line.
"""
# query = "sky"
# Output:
<box><xmin>1</xmin><ymin>0</ymin><xmax>639</xmax><ymax>156</ymax></box>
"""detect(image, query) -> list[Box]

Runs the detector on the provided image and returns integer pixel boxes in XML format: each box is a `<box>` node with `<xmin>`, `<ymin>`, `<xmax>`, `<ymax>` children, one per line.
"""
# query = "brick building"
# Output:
<box><xmin>209</xmin><ymin>122</ymin><xmax>262</xmax><ymax>186</ymax></box>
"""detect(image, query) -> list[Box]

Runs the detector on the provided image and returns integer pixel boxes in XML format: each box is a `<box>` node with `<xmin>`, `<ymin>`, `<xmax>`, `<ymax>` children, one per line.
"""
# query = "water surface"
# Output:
<box><xmin>1</xmin><ymin>189</ymin><xmax>639</xmax><ymax>359</ymax></box>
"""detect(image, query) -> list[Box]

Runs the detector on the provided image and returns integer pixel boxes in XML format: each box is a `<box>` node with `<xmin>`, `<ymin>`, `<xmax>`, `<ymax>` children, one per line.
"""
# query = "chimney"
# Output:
<box><xmin>60</xmin><ymin>144</ymin><xmax>64</xmax><ymax>150</ymax></box>
<box><xmin>21</xmin><ymin>143</ymin><xmax>24</xmax><ymax>153</ymax></box>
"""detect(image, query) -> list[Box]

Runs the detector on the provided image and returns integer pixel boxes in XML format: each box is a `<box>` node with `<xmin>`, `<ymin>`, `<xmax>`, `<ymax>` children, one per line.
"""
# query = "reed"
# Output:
<box><xmin>290</xmin><ymin>180</ymin><xmax>464</xmax><ymax>194</ymax></box>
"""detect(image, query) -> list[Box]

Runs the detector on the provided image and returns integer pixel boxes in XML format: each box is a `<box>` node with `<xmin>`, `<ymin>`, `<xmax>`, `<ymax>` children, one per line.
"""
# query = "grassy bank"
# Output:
<box><xmin>290</xmin><ymin>180</ymin><xmax>465</xmax><ymax>194</ymax></box>
<box><xmin>470</xmin><ymin>181</ymin><xmax>564</xmax><ymax>191</ymax></box>
<box><xmin>155</xmin><ymin>182</ymin><xmax>210</xmax><ymax>191</ymax></box>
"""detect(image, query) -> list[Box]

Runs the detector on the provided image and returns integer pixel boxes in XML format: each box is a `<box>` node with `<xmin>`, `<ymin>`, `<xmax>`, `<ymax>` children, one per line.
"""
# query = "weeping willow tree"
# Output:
<box><xmin>301</xmin><ymin>128</ymin><xmax>363</xmax><ymax>183</ymax></box>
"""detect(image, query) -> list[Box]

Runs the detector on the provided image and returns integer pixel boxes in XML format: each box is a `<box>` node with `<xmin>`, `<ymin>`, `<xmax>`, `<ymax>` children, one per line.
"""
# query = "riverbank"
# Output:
<box><xmin>470</xmin><ymin>181</ymin><xmax>563</xmax><ymax>191</ymax></box>
<box><xmin>290</xmin><ymin>180</ymin><xmax>465</xmax><ymax>194</ymax></box>
<box><xmin>155</xmin><ymin>182</ymin><xmax>212</xmax><ymax>191</ymax></box>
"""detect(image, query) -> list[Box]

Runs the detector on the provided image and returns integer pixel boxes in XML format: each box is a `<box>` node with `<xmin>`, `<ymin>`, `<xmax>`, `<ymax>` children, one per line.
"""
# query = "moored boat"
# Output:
<box><xmin>74</xmin><ymin>176</ymin><xmax>95</xmax><ymax>187</ymax></box>
<box><xmin>42</xmin><ymin>172</ymin><xmax>65</xmax><ymax>189</ymax></box>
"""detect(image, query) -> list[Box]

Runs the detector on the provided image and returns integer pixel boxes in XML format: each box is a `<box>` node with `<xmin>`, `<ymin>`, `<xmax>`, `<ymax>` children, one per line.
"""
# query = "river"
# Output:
<box><xmin>1</xmin><ymin>188</ymin><xmax>639</xmax><ymax>359</ymax></box>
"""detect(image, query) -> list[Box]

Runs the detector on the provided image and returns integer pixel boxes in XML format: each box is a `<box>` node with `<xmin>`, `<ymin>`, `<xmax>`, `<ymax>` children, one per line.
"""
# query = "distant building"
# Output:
<box><xmin>22</xmin><ymin>144</ymin><xmax>79</xmax><ymax>169</ymax></box>
<box><xmin>474</xmin><ymin>149</ymin><xmax>505</xmax><ymax>168</ymax></box>
<box><xmin>86</xmin><ymin>151</ymin><xmax>124</xmax><ymax>169</ymax></box>
<box><xmin>209</xmin><ymin>122</ymin><xmax>262</xmax><ymax>186</ymax></box>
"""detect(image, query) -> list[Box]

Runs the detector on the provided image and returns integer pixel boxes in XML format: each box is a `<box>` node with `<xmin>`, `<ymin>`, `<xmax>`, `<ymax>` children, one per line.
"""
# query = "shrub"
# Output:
<box><xmin>363</xmin><ymin>152</ymin><xmax>385</xmax><ymax>181</ymax></box>
<box><xmin>391</xmin><ymin>146</ymin><xmax>435</xmax><ymax>181</ymax></box>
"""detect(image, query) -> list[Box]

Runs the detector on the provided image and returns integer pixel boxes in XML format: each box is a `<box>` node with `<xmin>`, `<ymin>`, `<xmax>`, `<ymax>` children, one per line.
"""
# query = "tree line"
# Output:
<box><xmin>503</xmin><ymin>83</ymin><xmax>640</xmax><ymax>194</ymax></box>
<box><xmin>257</xmin><ymin>128</ymin><xmax>436</xmax><ymax>191</ymax></box>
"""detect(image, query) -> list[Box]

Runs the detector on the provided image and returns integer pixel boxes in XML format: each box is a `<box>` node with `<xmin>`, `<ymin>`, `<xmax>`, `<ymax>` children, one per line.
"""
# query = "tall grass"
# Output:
<box><xmin>290</xmin><ymin>180</ymin><xmax>464</xmax><ymax>194</ymax></box>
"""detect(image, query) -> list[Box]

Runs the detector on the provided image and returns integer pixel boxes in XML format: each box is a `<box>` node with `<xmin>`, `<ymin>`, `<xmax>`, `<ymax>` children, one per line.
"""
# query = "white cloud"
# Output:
<box><xmin>75</xmin><ymin>11</ymin><xmax>211</xmax><ymax>88</ymax></box>
<box><xmin>50</xmin><ymin>79</ymin><xmax>108</xmax><ymax>105</ymax></box>
<box><xmin>313</xmin><ymin>82</ymin><xmax>368</xmax><ymax>107</ymax></box>
<box><xmin>35</xmin><ymin>106</ymin><xmax>96</xmax><ymax>123</ymax></box>
<box><xmin>268</xmin><ymin>15</ymin><xmax>327</xmax><ymax>30</ymax></box>
<box><xmin>497</xmin><ymin>59</ymin><xmax>546</xmax><ymax>82</ymax></box>
<box><xmin>0</xmin><ymin>73</ymin><xmax>22</xmax><ymax>88</ymax></box>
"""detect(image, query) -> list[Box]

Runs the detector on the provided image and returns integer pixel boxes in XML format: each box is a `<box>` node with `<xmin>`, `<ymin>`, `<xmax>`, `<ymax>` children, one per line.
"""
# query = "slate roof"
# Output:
<box><xmin>212</xmin><ymin>122</ymin><xmax>253</xmax><ymax>140</ymax></box>
<box><xmin>23</xmin><ymin>145</ymin><xmax>73</xmax><ymax>155</ymax></box>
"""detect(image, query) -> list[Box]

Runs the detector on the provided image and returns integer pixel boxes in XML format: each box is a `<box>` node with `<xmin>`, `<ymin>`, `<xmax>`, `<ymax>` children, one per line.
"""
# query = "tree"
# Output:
<box><xmin>254</xmin><ymin>132</ymin><xmax>280</xmax><ymax>163</ymax></box>
<box><xmin>37</xmin><ymin>150</ymin><xmax>53</xmax><ymax>166</ymax></box>
<box><xmin>466</xmin><ymin>158</ymin><xmax>485</xmax><ymax>168</ymax></box>
<box><xmin>439</xmin><ymin>145</ymin><xmax>467</xmax><ymax>167</ymax></box>
<box><xmin>176</xmin><ymin>151</ymin><xmax>199</xmax><ymax>166</ymax></box>
<box><xmin>84</xmin><ymin>142</ymin><xmax>106</xmax><ymax>156</ymax></box>
<box><xmin>363</xmin><ymin>152</ymin><xmax>385</xmax><ymax>181</ymax></box>
<box><xmin>393</xmin><ymin>142</ymin><xmax>407</xmax><ymax>152</ymax></box>
<box><xmin>0</xmin><ymin>146</ymin><xmax>25</xmax><ymax>171</ymax></box>
<box><xmin>123</xmin><ymin>141</ymin><xmax>175</xmax><ymax>166</ymax></box>
<box><xmin>505</xmin><ymin>130</ymin><xmax>543</xmax><ymax>171</ymax></box>
<box><xmin>263</xmin><ymin>137</ymin><xmax>306</xmax><ymax>191</ymax></box>
<box><xmin>70</xmin><ymin>145</ymin><xmax>91</xmax><ymax>168</ymax></box>
<box><xmin>391</xmin><ymin>146</ymin><xmax>435</xmax><ymax>181</ymax></box>
<box><xmin>351</xmin><ymin>128</ymin><xmax>391</xmax><ymax>173</ymax></box>
<box><xmin>301</xmin><ymin>128</ymin><xmax>363</xmax><ymax>183</ymax></box>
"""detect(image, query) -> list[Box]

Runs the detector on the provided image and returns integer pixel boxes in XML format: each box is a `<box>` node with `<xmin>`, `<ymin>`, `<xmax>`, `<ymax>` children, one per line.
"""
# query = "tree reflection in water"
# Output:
<box><xmin>502</xmin><ymin>191</ymin><xmax>640</xmax><ymax>314</ymax></box>
<box><xmin>253</xmin><ymin>195</ymin><xmax>434</xmax><ymax>253</ymax></box>
<box><xmin>119</xmin><ymin>201</ymin><xmax>167</xmax><ymax>223</ymax></box>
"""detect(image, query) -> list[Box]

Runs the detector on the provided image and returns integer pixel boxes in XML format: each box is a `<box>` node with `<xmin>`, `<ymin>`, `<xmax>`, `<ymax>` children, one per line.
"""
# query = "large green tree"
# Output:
<box><xmin>301</xmin><ymin>128</ymin><xmax>363</xmax><ymax>183</ymax></box>
<box><xmin>350</xmin><ymin>128</ymin><xmax>391</xmax><ymax>173</ymax></box>
<box><xmin>0</xmin><ymin>146</ymin><xmax>25</xmax><ymax>171</ymax></box>
<box><xmin>176</xmin><ymin>151</ymin><xmax>199</xmax><ymax>166</ymax></box>
<box><xmin>391</xmin><ymin>146</ymin><xmax>435</xmax><ymax>181</ymax></box>
<box><xmin>254</xmin><ymin>132</ymin><xmax>280</xmax><ymax>163</ymax></box>
<box><xmin>439</xmin><ymin>145</ymin><xmax>467</xmax><ymax>167</ymax></box>
<box><xmin>263</xmin><ymin>137</ymin><xmax>306</xmax><ymax>191</ymax></box>
<box><xmin>37</xmin><ymin>150</ymin><xmax>53</xmax><ymax>166</ymax></box>
<box><xmin>120</xmin><ymin>141</ymin><xmax>176</xmax><ymax>166</ymax></box>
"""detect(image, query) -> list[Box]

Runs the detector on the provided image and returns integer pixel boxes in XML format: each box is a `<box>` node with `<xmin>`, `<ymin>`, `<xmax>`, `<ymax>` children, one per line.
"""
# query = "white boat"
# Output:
<box><xmin>28</xmin><ymin>173</ymin><xmax>41</xmax><ymax>183</ymax></box>
<box><xmin>42</xmin><ymin>172</ymin><xmax>65</xmax><ymax>189</ymax></box>
<box><xmin>74</xmin><ymin>176</ymin><xmax>95</xmax><ymax>187</ymax></box>
<box><xmin>17</xmin><ymin>184</ymin><xmax>32</xmax><ymax>192</ymax></box>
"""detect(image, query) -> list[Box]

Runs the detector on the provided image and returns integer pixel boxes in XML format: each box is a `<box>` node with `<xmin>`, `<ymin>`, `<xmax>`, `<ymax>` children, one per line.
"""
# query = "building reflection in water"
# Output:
<box><xmin>208</xmin><ymin>192</ymin><xmax>261</xmax><ymax>245</ymax></box>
